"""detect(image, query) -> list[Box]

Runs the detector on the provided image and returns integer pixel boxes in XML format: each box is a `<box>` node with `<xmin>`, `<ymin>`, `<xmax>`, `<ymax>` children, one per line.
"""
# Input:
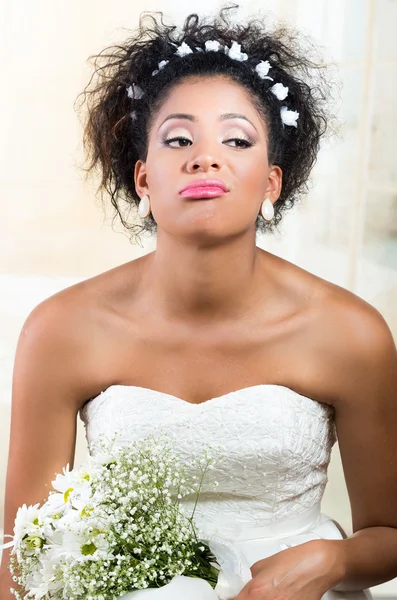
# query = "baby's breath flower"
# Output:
<box><xmin>8</xmin><ymin>433</ymin><xmax>222</xmax><ymax>599</ymax></box>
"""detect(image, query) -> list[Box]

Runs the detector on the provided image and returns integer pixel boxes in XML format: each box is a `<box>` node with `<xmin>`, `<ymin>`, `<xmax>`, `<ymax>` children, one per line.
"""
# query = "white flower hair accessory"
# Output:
<box><xmin>126</xmin><ymin>83</ymin><xmax>144</xmax><ymax>100</ymax></box>
<box><xmin>126</xmin><ymin>39</ymin><xmax>300</xmax><ymax>128</ymax></box>
<box><xmin>255</xmin><ymin>60</ymin><xmax>273</xmax><ymax>80</ymax></box>
<box><xmin>280</xmin><ymin>106</ymin><xmax>299</xmax><ymax>128</ymax></box>
<box><xmin>205</xmin><ymin>40</ymin><xmax>221</xmax><ymax>52</ymax></box>
<box><xmin>151</xmin><ymin>59</ymin><xmax>169</xmax><ymax>76</ymax></box>
<box><xmin>224</xmin><ymin>41</ymin><xmax>248</xmax><ymax>61</ymax></box>
<box><xmin>270</xmin><ymin>82</ymin><xmax>289</xmax><ymax>101</ymax></box>
<box><xmin>175</xmin><ymin>41</ymin><xmax>193</xmax><ymax>57</ymax></box>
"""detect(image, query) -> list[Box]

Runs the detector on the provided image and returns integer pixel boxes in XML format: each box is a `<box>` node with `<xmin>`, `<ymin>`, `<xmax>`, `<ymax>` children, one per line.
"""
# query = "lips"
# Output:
<box><xmin>179</xmin><ymin>179</ymin><xmax>229</xmax><ymax>199</ymax></box>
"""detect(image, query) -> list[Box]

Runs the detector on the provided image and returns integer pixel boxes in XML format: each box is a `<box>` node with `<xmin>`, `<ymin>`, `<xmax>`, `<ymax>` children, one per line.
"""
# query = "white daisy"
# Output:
<box><xmin>13</xmin><ymin>503</ymin><xmax>42</xmax><ymax>548</ymax></box>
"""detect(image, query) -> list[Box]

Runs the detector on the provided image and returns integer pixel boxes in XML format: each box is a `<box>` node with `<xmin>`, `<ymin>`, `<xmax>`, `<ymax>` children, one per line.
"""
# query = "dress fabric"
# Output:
<box><xmin>80</xmin><ymin>384</ymin><xmax>373</xmax><ymax>600</ymax></box>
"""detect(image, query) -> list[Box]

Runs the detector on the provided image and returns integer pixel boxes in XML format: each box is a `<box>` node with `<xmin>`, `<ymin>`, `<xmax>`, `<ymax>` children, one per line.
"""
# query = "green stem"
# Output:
<box><xmin>190</xmin><ymin>458</ymin><xmax>211</xmax><ymax>522</ymax></box>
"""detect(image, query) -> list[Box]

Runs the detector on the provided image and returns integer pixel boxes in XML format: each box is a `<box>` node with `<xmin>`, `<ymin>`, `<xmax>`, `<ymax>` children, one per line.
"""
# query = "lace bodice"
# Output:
<box><xmin>80</xmin><ymin>384</ymin><xmax>337</xmax><ymax>537</ymax></box>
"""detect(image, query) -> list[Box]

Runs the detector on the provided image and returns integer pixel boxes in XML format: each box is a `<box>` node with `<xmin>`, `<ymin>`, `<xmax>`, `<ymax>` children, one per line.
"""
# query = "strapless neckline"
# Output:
<box><xmin>84</xmin><ymin>383</ymin><xmax>331</xmax><ymax>411</ymax></box>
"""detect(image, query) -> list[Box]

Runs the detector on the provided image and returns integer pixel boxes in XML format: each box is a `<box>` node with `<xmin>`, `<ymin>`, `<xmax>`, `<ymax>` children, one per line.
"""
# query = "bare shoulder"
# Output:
<box><xmin>322</xmin><ymin>279</ymin><xmax>395</xmax><ymax>366</ymax></box>
<box><xmin>319</xmin><ymin>277</ymin><xmax>393</xmax><ymax>341</ymax></box>
<box><xmin>15</xmin><ymin>267</ymin><xmax>122</xmax><ymax>404</ymax></box>
<box><xmin>309</xmin><ymin>276</ymin><xmax>397</xmax><ymax>407</ymax></box>
<box><xmin>16</xmin><ymin>257</ymin><xmax>148</xmax><ymax>403</ymax></box>
<box><xmin>14</xmin><ymin>285</ymin><xmax>93</xmax><ymax>410</ymax></box>
<box><xmin>24</xmin><ymin>256</ymin><xmax>142</xmax><ymax>331</ymax></box>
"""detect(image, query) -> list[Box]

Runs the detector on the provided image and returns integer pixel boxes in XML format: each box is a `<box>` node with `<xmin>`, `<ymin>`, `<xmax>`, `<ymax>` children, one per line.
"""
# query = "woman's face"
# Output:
<box><xmin>135</xmin><ymin>75</ymin><xmax>282</xmax><ymax>242</ymax></box>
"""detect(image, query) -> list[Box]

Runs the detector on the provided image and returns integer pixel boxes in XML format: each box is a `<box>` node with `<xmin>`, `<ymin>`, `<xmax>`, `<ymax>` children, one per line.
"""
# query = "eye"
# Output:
<box><xmin>163</xmin><ymin>135</ymin><xmax>254</xmax><ymax>149</ymax></box>
<box><xmin>163</xmin><ymin>136</ymin><xmax>192</xmax><ymax>148</ymax></box>
<box><xmin>225</xmin><ymin>137</ymin><xmax>253</xmax><ymax>149</ymax></box>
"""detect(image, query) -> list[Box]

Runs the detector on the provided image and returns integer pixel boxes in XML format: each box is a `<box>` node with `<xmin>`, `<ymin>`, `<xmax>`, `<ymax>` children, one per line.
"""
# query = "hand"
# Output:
<box><xmin>233</xmin><ymin>540</ymin><xmax>344</xmax><ymax>600</ymax></box>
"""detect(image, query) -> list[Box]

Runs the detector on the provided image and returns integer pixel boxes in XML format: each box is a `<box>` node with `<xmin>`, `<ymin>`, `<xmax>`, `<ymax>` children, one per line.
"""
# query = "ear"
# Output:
<box><xmin>264</xmin><ymin>164</ymin><xmax>282</xmax><ymax>201</ymax></box>
<box><xmin>134</xmin><ymin>159</ymin><xmax>149</xmax><ymax>197</ymax></box>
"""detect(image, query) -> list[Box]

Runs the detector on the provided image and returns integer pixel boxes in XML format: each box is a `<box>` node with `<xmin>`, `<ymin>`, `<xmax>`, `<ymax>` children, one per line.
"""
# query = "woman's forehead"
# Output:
<box><xmin>153</xmin><ymin>76</ymin><xmax>267</xmax><ymax>131</ymax></box>
<box><xmin>160</xmin><ymin>75</ymin><xmax>254</xmax><ymax>106</ymax></box>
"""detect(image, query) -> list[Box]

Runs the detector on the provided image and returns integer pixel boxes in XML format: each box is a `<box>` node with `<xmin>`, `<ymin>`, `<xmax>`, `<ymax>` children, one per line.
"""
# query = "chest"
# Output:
<box><xmin>97</xmin><ymin>309</ymin><xmax>317</xmax><ymax>405</ymax></box>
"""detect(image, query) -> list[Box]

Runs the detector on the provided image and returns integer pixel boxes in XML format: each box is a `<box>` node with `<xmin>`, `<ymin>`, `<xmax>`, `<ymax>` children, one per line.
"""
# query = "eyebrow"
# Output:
<box><xmin>159</xmin><ymin>112</ymin><xmax>258</xmax><ymax>132</ymax></box>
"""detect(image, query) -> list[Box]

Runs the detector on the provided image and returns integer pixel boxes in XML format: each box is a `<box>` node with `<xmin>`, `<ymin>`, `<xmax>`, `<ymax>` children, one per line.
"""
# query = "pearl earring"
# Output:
<box><xmin>138</xmin><ymin>194</ymin><xmax>151</xmax><ymax>218</ymax></box>
<box><xmin>260</xmin><ymin>198</ymin><xmax>274</xmax><ymax>221</ymax></box>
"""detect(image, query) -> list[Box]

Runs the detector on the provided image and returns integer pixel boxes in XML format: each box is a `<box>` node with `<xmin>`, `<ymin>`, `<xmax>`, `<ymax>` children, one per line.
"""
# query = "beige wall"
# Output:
<box><xmin>1</xmin><ymin>1</ymin><xmax>397</xmax><ymax>596</ymax></box>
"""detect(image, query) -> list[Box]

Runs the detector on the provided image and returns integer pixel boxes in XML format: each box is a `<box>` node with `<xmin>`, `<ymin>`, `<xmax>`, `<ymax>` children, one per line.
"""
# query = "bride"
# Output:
<box><xmin>1</xmin><ymin>7</ymin><xmax>397</xmax><ymax>599</ymax></box>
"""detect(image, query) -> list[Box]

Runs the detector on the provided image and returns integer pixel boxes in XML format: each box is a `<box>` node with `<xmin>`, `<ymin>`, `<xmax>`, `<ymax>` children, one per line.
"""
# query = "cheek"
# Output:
<box><xmin>238</xmin><ymin>159</ymin><xmax>267</xmax><ymax>194</ymax></box>
<box><xmin>237</xmin><ymin>164</ymin><xmax>264</xmax><ymax>199</ymax></box>
<box><xmin>146</xmin><ymin>150</ymin><xmax>179</xmax><ymax>187</ymax></box>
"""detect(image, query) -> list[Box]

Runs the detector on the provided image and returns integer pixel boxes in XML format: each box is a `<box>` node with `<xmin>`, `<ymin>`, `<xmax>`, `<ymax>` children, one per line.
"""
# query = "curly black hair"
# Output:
<box><xmin>76</xmin><ymin>5</ymin><xmax>340</xmax><ymax>244</ymax></box>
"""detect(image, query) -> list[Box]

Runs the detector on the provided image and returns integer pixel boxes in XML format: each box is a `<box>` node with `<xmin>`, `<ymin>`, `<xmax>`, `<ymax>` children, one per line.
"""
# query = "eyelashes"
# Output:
<box><xmin>163</xmin><ymin>136</ymin><xmax>192</xmax><ymax>148</ymax></box>
<box><xmin>162</xmin><ymin>135</ymin><xmax>255</xmax><ymax>149</ymax></box>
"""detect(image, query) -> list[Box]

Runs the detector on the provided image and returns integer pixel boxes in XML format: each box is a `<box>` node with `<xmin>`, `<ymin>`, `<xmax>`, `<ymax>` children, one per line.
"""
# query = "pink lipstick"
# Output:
<box><xmin>179</xmin><ymin>179</ymin><xmax>229</xmax><ymax>199</ymax></box>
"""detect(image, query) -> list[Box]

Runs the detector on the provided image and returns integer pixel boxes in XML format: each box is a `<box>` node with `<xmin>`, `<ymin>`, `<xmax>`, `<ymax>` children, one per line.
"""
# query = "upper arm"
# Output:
<box><xmin>2</xmin><ymin>295</ymin><xmax>90</xmax><ymax>542</ymax></box>
<box><xmin>330</xmin><ymin>297</ymin><xmax>397</xmax><ymax>533</ymax></box>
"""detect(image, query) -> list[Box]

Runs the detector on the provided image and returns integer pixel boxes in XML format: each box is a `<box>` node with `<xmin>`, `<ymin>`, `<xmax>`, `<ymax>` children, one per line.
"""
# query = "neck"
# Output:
<box><xmin>138</xmin><ymin>231</ymin><xmax>271</xmax><ymax>321</ymax></box>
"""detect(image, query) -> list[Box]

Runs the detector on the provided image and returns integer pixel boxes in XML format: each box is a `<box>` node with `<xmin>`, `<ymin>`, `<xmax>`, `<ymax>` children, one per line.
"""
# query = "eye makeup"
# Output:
<box><xmin>160</xmin><ymin>124</ymin><xmax>256</xmax><ymax>148</ymax></box>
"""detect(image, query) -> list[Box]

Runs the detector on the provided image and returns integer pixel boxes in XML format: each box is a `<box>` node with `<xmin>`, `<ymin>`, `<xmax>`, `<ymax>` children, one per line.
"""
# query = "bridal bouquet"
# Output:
<box><xmin>7</xmin><ymin>433</ymin><xmax>225</xmax><ymax>600</ymax></box>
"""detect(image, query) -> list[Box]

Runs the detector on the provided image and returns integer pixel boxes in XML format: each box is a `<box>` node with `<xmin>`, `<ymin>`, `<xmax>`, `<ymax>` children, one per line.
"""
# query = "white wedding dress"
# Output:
<box><xmin>80</xmin><ymin>384</ymin><xmax>373</xmax><ymax>600</ymax></box>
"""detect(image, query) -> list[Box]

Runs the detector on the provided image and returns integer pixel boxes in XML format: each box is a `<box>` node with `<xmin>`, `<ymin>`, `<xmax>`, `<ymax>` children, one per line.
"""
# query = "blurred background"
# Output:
<box><xmin>1</xmin><ymin>0</ymin><xmax>396</xmax><ymax>596</ymax></box>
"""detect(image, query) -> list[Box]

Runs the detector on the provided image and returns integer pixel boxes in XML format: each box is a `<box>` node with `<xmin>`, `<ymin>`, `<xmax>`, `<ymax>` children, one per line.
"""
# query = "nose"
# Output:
<box><xmin>186</xmin><ymin>145</ymin><xmax>222</xmax><ymax>173</ymax></box>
